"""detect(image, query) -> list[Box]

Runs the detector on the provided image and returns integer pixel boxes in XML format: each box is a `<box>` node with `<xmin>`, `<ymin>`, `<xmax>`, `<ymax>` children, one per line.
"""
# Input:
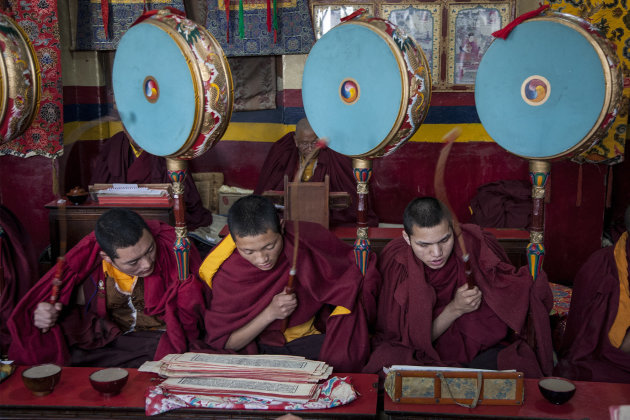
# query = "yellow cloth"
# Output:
<box><xmin>129</xmin><ymin>141</ymin><xmax>143</xmax><ymax>158</ymax></box>
<box><xmin>300</xmin><ymin>158</ymin><xmax>317</xmax><ymax>182</ymax></box>
<box><xmin>199</xmin><ymin>235</ymin><xmax>236</xmax><ymax>288</ymax></box>
<box><xmin>102</xmin><ymin>261</ymin><xmax>136</xmax><ymax>293</ymax></box>
<box><xmin>284</xmin><ymin>306</ymin><xmax>350</xmax><ymax>341</ymax></box>
<box><xmin>284</xmin><ymin>316</ymin><xmax>321</xmax><ymax>342</ymax></box>
<box><xmin>609</xmin><ymin>232</ymin><xmax>630</xmax><ymax>348</ymax></box>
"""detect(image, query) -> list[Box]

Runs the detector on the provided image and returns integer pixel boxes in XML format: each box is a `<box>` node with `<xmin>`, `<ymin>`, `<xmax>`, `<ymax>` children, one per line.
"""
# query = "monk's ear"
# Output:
<box><xmin>402</xmin><ymin>231</ymin><xmax>411</xmax><ymax>246</ymax></box>
<box><xmin>99</xmin><ymin>250</ymin><xmax>113</xmax><ymax>264</ymax></box>
<box><xmin>279</xmin><ymin>219</ymin><xmax>286</xmax><ymax>235</ymax></box>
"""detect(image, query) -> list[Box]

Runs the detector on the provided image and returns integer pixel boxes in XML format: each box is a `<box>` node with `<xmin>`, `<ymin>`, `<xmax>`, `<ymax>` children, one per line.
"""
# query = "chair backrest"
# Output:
<box><xmin>284</xmin><ymin>174</ymin><xmax>330</xmax><ymax>229</ymax></box>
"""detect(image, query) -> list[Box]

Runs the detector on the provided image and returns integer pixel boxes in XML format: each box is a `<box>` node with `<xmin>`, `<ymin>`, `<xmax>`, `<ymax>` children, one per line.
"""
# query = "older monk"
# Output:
<box><xmin>254</xmin><ymin>118</ymin><xmax>378</xmax><ymax>227</ymax></box>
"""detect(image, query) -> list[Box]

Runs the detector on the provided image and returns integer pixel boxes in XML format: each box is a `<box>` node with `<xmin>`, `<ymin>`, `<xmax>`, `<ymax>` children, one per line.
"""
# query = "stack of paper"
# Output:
<box><xmin>140</xmin><ymin>353</ymin><xmax>333</xmax><ymax>403</ymax></box>
<box><xmin>90</xmin><ymin>183</ymin><xmax>172</xmax><ymax>205</ymax></box>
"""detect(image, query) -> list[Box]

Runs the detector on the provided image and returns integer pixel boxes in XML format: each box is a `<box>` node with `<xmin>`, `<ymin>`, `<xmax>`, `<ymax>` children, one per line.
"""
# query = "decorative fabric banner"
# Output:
<box><xmin>206</xmin><ymin>0</ymin><xmax>314</xmax><ymax>55</ymax></box>
<box><xmin>0</xmin><ymin>0</ymin><xmax>63</xmax><ymax>158</ymax></box>
<box><xmin>75</xmin><ymin>0</ymin><xmax>185</xmax><ymax>50</ymax></box>
<box><xmin>75</xmin><ymin>0</ymin><xmax>315</xmax><ymax>56</ymax></box>
<box><xmin>548</xmin><ymin>0</ymin><xmax>628</xmax><ymax>165</ymax></box>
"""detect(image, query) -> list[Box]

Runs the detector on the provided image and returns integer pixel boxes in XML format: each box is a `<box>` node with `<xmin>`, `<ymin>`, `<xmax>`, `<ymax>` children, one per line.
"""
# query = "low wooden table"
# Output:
<box><xmin>331</xmin><ymin>227</ymin><xmax>530</xmax><ymax>267</ymax></box>
<box><xmin>384</xmin><ymin>377</ymin><xmax>630</xmax><ymax>419</ymax></box>
<box><xmin>0</xmin><ymin>366</ymin><xmax>379</xmax><ymax>419</ymax></box>
<box><xmin>45</xmin><ymin>199</ymin><xmax>174</xmax><ymax>261</ymax></box>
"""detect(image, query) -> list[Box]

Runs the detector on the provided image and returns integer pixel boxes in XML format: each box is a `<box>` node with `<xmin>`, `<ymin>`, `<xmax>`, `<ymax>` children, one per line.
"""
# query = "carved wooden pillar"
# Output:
<box><xmin>527</xmin><ymin>159</ymin><xmax>550</xmax><ymax>282</ymax></box>
<box><xmin>352</xmin><ymin>158</ymin><xmax>372</xmax><ymax>275</ymax></box>
<box><xmin>166</xmin><ymin>158</ymin><xmax>190</xmax><ymax>281</ymax></box>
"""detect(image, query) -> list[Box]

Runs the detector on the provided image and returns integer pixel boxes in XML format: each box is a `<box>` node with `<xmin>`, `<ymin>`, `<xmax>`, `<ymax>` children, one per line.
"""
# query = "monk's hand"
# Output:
<box><xmin>451</xmin><ymin>284</ymin><xmax>482</xmax><ymax>315</ymax></box>
<box><xmin>268</xmin><ymin>290</ymin><xmax>298</xmax><ymax>320</ymax></box>
<box><xmin>34</xmin><ymin>302</ymin><xmax>63</xmax><ymax>333</ymax></box>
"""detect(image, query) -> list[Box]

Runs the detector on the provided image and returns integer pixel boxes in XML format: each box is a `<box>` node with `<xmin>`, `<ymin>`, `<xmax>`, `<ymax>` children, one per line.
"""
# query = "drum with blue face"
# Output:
<box><xmin>302</xmin><ymin>16</ymin><xmax>431</xmax><ymax>158</ymax></box>
<box><xmin>112</xmin><ymin>10</ymin><xmax>233</xmax><ymax>159</ymax></box>
<box><xmin>475</xmin><ymin>12</ymin><xmax>622</xmax><ymax>161</ymax></box>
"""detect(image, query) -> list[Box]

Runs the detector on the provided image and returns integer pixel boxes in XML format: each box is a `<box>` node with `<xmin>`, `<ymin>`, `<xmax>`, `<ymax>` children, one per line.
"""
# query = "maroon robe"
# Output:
<box><xmin>91</xmin><ymin>132</ymin><xmax>212</xmax><ymax>230</ymax></box>
<box><xmin>204</xmin><ymin>221</ymin><xmax>382</xmax><ymax>372</ymax></box>
<box><xmin>8</xmin><ymin>221</ymin><xmax>209</xmax><ymax>367</ymax></box>
<box><xmin>363</xmin><ymin>224</ymin><xmax>553</xmax><ymax>378</ymax></box>
<box><xmin>0</xmin><ymin>206</ymin><xmax>38</xmax><ymax>355</ymax></box>
<box><xmin>469</xmin><ymin>180</ymin><xmax>531</xmax><ymax>229</ymax></box>
<box><xmin>254</xmin><ymin>132</ymin><xmax>379</xmax><ymax>227</ymax></box>
<box><xmin>555</xmin><ymin>237</ymin><xmax>630</xmax><ymax>383</ymax></box>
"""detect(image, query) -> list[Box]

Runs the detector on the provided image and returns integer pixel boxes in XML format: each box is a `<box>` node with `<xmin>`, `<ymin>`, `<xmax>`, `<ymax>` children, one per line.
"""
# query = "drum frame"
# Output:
<box><xmin>304</xmin><ymin>17</ymin><xmax>431</xmax><ymax>159</ymax></box>
<box><xmin>477</xmin><ymin>12</ymin><xmax>622</xmax><ymax>161</ymax></box>
<box><xmin>116</xmin><ymin>11</ymin><xmax>233</xmax><ymax>160</ymax></box>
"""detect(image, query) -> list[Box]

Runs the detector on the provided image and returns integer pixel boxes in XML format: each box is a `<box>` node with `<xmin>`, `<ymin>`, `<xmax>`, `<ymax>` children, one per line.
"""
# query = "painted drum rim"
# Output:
<box><xmin>14</xmin><ymin>15</ymin><xmax>41</xmax><ymax>134</ymax></box>
<box><xmin>0</xmin><ymin>42</ymin><xmax>8</xmax><ymax>127</ymax></box>
<box><xmin>303</xmin><ymin>17</ymin><xmax>431</xmax><ymax>159</ymax></box>
<box><xmin>0</xmin><ymin>14</ymin><xmax>41</xmax><ymax>144</ymax></box>
<box><xmin>183</xmin><ymin>20</ymin><xmax>234</xmax><ymax>159</ymax></box>
<box><xmin>534</xmin><ymin>15</ymin><xmax>618</xmax><ymax>160</ymax></box>
<box><xmin>475</xmin><ymin>13</ymin><xmax>622</xmax><ymax>161</ymax></box>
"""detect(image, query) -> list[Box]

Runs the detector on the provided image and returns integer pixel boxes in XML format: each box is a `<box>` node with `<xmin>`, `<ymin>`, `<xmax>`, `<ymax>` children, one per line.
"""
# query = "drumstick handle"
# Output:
<box><xmin>281</xmin><ymin>268</ymin><xmax>296</xmax><ymax>332</ymax></box>
<box><xmin>49</xmin><ymin>256</ymin><xmax>64</xmax><ymax>304</ymax></box>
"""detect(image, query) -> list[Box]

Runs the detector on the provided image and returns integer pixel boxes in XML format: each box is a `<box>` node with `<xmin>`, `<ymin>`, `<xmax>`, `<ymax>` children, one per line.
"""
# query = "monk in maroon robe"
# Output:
<box><xmin>91</xmin><ymin>131</ymin><xmax>212</xmax><ymax>231</ymax></box>
<box><xmin>555</xmin><ymin>206</ymin><xmax>630</xmax><ymax>383</ymax></box>
<box><xmin>8</xmin><ymin>209</ymin><xmax>209</xmax><ymax>367</ymax></box>
<box><xmin>0</xmin><ymin>205</ymin><xmax>38</xmax><ymax>356</ymax></box>
<box><xmin>199</xmin><ymin>195</ymin><xmax>381</xmax><ymax>372</ymax></box>
<box><xmin>254</xmin><ymin>118</ymin><xmax>378</xmax><ymax>227</ymax></box>
<box><xmin>363</xmin><ymin>197</ymin><xmax>553</xmax><ymax>378</ymax></box>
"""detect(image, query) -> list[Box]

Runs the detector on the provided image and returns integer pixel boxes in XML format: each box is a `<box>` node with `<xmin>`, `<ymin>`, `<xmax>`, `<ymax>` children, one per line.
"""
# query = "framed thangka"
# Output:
<box><xmin>381</xmin><ymin>3</ymin><xmax>442</xmax><ymax>84</ymax></box>
<box><xmin>312</xmin><ymin>4</ymin><xmax>375</xmax><ymax>39</ymax></box>
<box><xmin>447</xmin><ymin>2</ymin><xmax>513</xmax><ymax>88</ymax></box>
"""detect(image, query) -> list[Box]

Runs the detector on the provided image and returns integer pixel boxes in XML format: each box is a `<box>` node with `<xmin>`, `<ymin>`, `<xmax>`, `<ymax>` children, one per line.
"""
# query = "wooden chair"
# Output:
<box><xmin>283</xmin><ymin>174</ymin><xmax>330</xmax><ymax>229</ymax></box>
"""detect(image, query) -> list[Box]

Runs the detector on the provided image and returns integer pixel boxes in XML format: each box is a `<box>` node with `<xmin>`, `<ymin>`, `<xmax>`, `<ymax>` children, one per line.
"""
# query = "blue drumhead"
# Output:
<box><xmin>302</xmin><ymin>22</ymin><xmax>404</xmax><ymax>156</ymax></box>
<box><xmin>475</xmin><ymin>19</ymin><xmax>607</xmax><ymax>160</ymax></box>
<box><xmin>113</xmin><ymin>22</ymin><xmax>198</xmax><ymax>156</ymax></box>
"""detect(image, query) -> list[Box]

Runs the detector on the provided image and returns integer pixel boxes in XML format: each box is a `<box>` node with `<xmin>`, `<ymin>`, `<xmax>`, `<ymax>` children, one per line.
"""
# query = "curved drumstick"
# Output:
<box><xmin>50</xmin><ymin>198</ymin><xmax>67</xmax><ymax>304</ymax></box>
<box><xmin>433</xmin><ymin>127</ymin><xmax>474</xmax><ymax>289</ymax></box>
<box><xmin>282</xmin><ymin>139</ymin><xmax>328</xmax><ymax>331</ymax></box>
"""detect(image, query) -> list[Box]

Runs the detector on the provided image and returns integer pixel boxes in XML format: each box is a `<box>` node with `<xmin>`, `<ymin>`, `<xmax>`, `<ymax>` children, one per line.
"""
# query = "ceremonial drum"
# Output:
<box><xmin>112</xmin><ymin>10</ymin><xmax>233</xmax><ymax>159</ymax></box>
<box><xmin>475</xmin><ymin>12</ymin><xmax>622</xmax><ymax>160</ymax></box>
<box><xmin>302</xmin><ymin>16</ymin><xmax>431</xmax><ymax>158</ymax></box>
<box><xmin>0</xmin><ymin>14</ymin><xmax>40</xmax><ymax>145</ymax></box>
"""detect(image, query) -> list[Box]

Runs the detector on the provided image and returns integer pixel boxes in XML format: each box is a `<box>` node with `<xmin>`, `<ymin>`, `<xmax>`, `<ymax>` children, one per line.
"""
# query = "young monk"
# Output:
<box><xmin>555</xmin><ymin>205</ymin><xmax>630</xmax><ymax>383</ymax></box>
<box><xmin>199</xmin><ymin>195</ymin><xmax>381</xmax><ymax>372</ymax></box>
<box><xmin>363</xmin><ymin>197</ymin><xmax>553</xmax><ymax>377</ymax></box>
<box><xmin>8</xmin><ymin>209</ymin><xmax>209</xmax><ymax>367</ymax></box>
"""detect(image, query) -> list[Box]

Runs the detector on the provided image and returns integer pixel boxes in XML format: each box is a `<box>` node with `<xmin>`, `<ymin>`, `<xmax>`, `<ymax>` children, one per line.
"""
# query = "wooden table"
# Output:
<box><xmin>0</xmin><ymin>366</ymin><xmax>379</xmax><ymax>419</ymax></box>
<box><xmin>384</xmin><ymin>378</ymin><xmax>630</xmax><ymax>420</ymax></box>
<box><xmin>331</xmin><ymin>227</ymin><xmax>530</xmax><ymax>267</ymax></box>
<box><xmin>45</xmin><ymin>199</ymin><xmax>174</xmax><ymax>261</ymax></box>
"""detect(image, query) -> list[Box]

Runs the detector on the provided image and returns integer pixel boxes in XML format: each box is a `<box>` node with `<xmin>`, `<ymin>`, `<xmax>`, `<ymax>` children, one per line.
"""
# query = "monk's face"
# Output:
<box><xmin>403</xmin><ymin>218</ymin><xmax>454</xmax><ymax>270</ymax></box>
<box><xmin>101</xmin><ymin>228</ymin><xmax>157</xmax><ymax>277</ymax></box>
<box><xmin>295</xmin><ymin>126</ymin><xmax>319</xmax><ymax>159</ymax></box>
<box><xmin>234</xmin><ymin>229</ymin><xmax>284</xmax><ymax>271</ymax></box>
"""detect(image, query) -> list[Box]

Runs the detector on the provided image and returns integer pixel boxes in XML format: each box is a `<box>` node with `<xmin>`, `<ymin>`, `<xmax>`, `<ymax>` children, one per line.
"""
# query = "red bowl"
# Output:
<box><xmin>22</xmin><ymin>364</ymin><xmax>62</xmax><ymax>396</ymax></box>
<box><xmin>538</xmin><ymin>377</ymin><xmax>576</xmax><ymax>405</ymax></box>
<box><xmin>89</xmin><ymin>368</ymin><xmax>129</xmax><ymax>397</ymax></box>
